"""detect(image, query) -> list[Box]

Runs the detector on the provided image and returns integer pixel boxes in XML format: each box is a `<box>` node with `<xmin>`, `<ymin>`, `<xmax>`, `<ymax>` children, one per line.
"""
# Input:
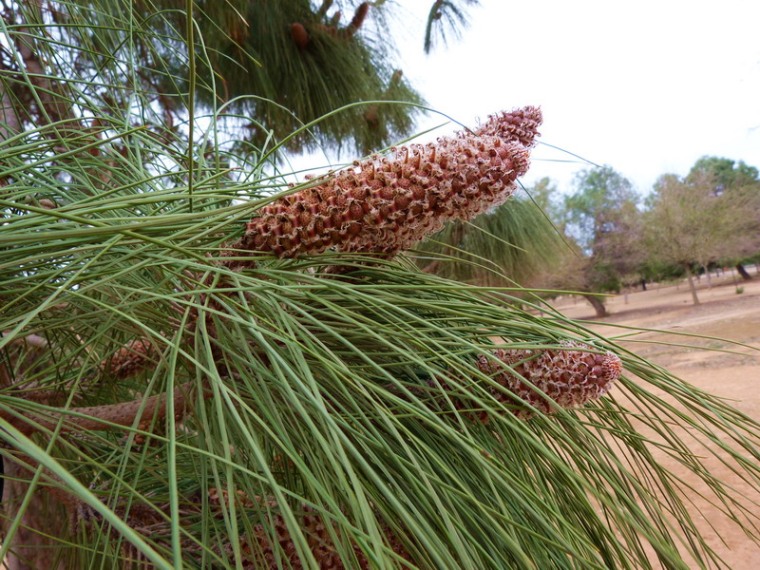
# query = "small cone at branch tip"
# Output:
<box><xmin>237</xmin><ymin>106</ymin><xmax>540</xmax><ymax>260</ymax></box>
<box><xmin>438</xmin><ymin>341</ymin><xmax>621</xmax><ymax>422</ymax></box>
<box><xmin>101</xmin><ymin>338</ymin><xmax>157</xmax><ymax>379</ymax></box>
<box><xmin>364</xmin><ymin>104</ymin><xmax>379</xmax><ymax>128</ymax></box>
<box><xmin>346</xmin><ymin>2</ymin><xmax>370</xmax><ymax>35</ymax></box>
<box><xmin>475</xmin><ymin>105</ymin><xmax>543</xmax><ymax>148</ymax></box>
<box><xmin>290</xmin><ymin>22</ymin><xmax>309</xmax><ymax>50</ymax></box>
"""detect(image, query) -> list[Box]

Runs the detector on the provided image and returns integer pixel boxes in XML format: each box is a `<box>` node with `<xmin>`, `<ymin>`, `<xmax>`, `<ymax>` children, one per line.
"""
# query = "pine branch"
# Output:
<box><xmin>1</xmin><ymin>382</ymin><xmax>198</xmax><ymax>438</ymax></box>
<box><xmin>5</xmin><ymin>106</ymin><xmax>620</xmax><ymax>437</ymax></box>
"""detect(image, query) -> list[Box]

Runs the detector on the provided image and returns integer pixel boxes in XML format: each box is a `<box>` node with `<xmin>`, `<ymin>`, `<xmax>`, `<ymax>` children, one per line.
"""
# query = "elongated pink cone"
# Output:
<box><xmin>475</xmin><ymin>106</ymin><xmax>543</xmax><ymax>148</ymax></box>
<box><xmin>440</xmin><ymin>341</ymin><xmax>621</xmax><ymax>422</ymax></box>
<box><xmin>236</xmin><ymin>107</ymin><xmax>541</xmax><ymax>259</ymax></box>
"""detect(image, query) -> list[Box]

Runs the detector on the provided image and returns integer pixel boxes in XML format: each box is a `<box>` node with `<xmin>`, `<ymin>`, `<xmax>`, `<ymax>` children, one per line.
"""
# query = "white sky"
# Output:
<box><xmin>389</xmin><ymin>0</ymin><xmax>760</xmax><ymax>195</ymax></box>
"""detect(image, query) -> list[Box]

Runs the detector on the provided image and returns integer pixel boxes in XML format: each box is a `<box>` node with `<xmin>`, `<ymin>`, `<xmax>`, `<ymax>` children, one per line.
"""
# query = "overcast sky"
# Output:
<box><xmin>390</xmin><ymin>0</ymin><xmax>760</xmax><ymax>195</ymax></box>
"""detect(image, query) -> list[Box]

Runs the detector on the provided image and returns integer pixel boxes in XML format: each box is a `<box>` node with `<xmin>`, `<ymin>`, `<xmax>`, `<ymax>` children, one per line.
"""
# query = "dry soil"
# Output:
<box><xmin>551</xmin><ymin>268</ymin><xmax>760</xmax><ymax>569</ymax></box>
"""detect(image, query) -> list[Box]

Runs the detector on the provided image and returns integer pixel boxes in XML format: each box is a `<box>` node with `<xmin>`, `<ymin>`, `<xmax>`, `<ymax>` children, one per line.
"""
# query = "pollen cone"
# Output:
<box><xmin>438</xmin><ymin>341</ymin><xmax>621</xmax><ymax>422</ymax></box>
<box><xmin>236</xmin><ymin>106</ymin><xmax>541</xmax><ymax>259</ymax></box>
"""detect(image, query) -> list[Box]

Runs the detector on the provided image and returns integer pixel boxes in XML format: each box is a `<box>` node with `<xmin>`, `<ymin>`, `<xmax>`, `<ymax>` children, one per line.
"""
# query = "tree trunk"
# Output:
<box><xmin>0</xmin><ymin>86</ymin><xmax>21</xmax><ymax>142</ymax></box>
<box><xmin>1</xmin><ymin>462</ymin><xmax>69</xmax><ymax>570</ymax></box>
<box><xmin>14</xmin><ymin>23</ymin><xmax>75</xmax><ymax>128</ymax></box>
<box><xmin>581</xmin><ymin>294</ymin><xmax>607</xmax><ymax>318</ymax></box>
<box><xmin>736</xmin><ymin>263</ymin><xmax>753</xmax><ymax>281</ymax></box>
<box><xmin>684</xmin><ymin>266</ymin><xmax>700</xmax><ymax>305</ymax></box>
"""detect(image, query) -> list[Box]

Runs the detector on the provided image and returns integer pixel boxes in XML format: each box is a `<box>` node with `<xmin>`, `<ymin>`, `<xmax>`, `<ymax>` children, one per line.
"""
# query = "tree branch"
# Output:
<box><xmin>1</xmin><ymin>382</ymin><xmax>199</xmax><ymax>438</ymax></box>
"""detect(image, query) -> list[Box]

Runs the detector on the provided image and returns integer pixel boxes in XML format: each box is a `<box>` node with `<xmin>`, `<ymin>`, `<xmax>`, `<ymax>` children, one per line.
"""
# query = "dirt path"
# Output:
<box><xmin>551</xmin><ymin>271</ymin><xmax>760</xmax><ymax>568</ymax></box>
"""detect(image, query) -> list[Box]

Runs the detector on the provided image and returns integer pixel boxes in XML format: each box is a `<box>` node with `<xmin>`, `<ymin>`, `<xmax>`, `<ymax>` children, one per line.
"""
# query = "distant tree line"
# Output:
<box><xmin>524</xmin><ymin>157</ymin><xmax>760</xmax><ymax>315</ymax></box>
<box><xmin>419</xmin><ymin>156</ymin><xmax>760</xmax><ymax>317</ymax></box>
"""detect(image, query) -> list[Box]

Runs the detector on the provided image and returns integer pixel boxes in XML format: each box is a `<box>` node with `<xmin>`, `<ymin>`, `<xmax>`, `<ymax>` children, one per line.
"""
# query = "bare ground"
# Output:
<box><xmin>551</xmin><ymin>269</ymin><xmax>760</xmax><ymax>568</ymax></box>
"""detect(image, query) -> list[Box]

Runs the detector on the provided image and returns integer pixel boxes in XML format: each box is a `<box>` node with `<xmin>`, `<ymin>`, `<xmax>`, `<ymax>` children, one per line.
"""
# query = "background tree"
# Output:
<box><xmin>1</xmin><ymin>0</ymin><xmax>481</xmax><ymax>158</ymax></box>
<box><xmin>686</xmin><ymin>156</ymin><xmax>760</xmax><ymax>279</ymax></box>
<box><xmin>2</xmin><ymin>2</ymin><xmax>760</xmax><ymax>569</ymax></box>
<box><xmin>643</xmin><ymin>171</ymin><xmax>754</xmax><ymax>304</ymax></box>
<box><xmin>145</xmin><ymin>0</ymin><xmax>426</xmax><ymax>155</ymax></box>
<box><xmin>525</xmin><ymin>175</ymin><xmax>565</xmax><ymax>223</ymax></box>
<box><xmin>415</xmin><ymin>192</ymin><xmax>568</xmax><ymax>289</ymax></box>
<box><xmin>687</xmin><ymin>155</ymin><xmax>760</xmax><ymax>189</ymax></box>
<box><xmin>552</xmin><ymin>166</ymin><xmax>644</xmax><ymax>317</ymax></box>
<box><xmin>563</xmin><ymin>166</ymin><xmax>639</xmax><ymax>255</ymax></box>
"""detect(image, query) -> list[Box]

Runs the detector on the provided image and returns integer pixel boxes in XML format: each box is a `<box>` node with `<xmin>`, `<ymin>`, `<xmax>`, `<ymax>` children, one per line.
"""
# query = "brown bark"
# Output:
<box><xmin>12</xmin><ymin>4</ymin><xmax>74</xmax><ymax>130</ymax></box>
<box><xmin>1</xmin><ymin>462</ymin><xmax>68</xmax><ymax>570</ymax></box>
<box><xmin>0</xmin><ymin>86</ymin><xmax>21</xmax><ymax>142</ymax></box>
<box><xmin>1</xmin><ymin>382</ymin><xmax>197</xmax><ymax>438</ymax></box>
<box><xmin>582</xmin><ymin>293</ymin><xmax>607</xmax><ymax>318</ymax></box>
<box><xmin>736</xmin><ymin>263</ymin><xmax>753</xmax><ymax>281</ymax></box>
<box><xmin>684</xmin><ymin>265</ymin><xmax>700</xmax><ymax>305</ymax></box>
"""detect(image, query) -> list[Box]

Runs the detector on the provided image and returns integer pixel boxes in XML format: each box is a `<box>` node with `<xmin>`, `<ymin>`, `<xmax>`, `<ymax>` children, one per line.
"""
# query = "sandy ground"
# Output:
<box><xmin>551</xmin><ymin>268</ymin><xmax>760</xmax><ymax>569</ymax></box>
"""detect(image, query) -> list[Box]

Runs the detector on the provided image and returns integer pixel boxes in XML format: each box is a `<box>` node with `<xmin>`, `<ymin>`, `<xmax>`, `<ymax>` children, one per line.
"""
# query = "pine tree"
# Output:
<box><xmin>1</xmin><ymin>2</ymin><xmax>759</xmax><ymax>568</ymax></box>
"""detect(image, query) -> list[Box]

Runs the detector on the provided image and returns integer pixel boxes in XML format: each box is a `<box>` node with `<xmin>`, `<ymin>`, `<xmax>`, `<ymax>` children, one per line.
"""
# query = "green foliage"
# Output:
<box><xmin>525</xmin><ymin>176</ymin><xmax>565</xmax><ymax>226</ymax></box>
<box><xmin>415</xmin><ymin>194</ymin><xmax>567</xmax><ymax>287</ymax></box>
<box><xmin>1</xmin><ymin>2</ymin><xmax>760</xmax><ymax>569</ymax></box>
<box><xmin>644</xmin><ymin>170</ymin><xmax>756</xmax><ymax>269</ymax></box>
<box><xmin>564</xmin><ymin>166</ymin><xmax>639</xmax><ymax>253</ymax></box>
<box><xmin>639</xmin><ymin>258</ymin><xmax>685</xmax><ymax>283</ymax></box>
<box><xmin>533</xmin><ymin>167</ymin><xmax>645</xmax><ymax>304</ymax></box>
<box><xmin>585</xmin><ymin>261</ymin><xmax>621</xmax><ymax>294</ymax></box>
<box><xmin>688</xmin><ymin>156</ymin><xmax>760</xmax><ymax>263</ymax></box>
<box><xmin>687</xmin><ymin>155</ymin><xmax>759</xmax><ymax>189</ymax></box>
<box><xmin>145</xmin><ymin>0</ymin><xmax>426</xmax><ymax>155</ymax></box>
<box><xmin>641</xmin><ymin>167</ymin><xmax>760</xmax><ymax>303</ymax></box>
<box><xmin>423</xmin><ymin>0</ymin><xmax>481</xmax><ymax>53</ymax></box>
